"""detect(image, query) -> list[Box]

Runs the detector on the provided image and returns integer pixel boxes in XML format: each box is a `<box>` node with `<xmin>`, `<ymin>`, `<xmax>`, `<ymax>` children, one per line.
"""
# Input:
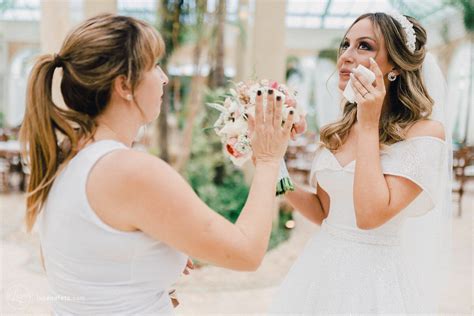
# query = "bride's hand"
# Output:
<box><xmin>290</xmin><ymin>115</ymin><xmax>307</xmax><ymax>140</ymax></box>
<box><xmin>251</xmin><ymin>89</ymin><xmax>294</xmax><ymax>165</ymax></box>
<box><xmin>351</xmin><ymin>57</ymin><xmax>385</xmax><ymax>129</ymax></box>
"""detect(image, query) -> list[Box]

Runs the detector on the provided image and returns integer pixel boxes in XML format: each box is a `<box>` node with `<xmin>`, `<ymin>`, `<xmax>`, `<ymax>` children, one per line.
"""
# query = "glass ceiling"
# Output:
<box><xmin>0</xmin><ymin>0</ymin><xmax>459</xmax><ymax>30</ymax></box>
<box><xmin>286</xmin><ymin>0</ymin><xmax>456</xmax><ymax>29</ymax></box>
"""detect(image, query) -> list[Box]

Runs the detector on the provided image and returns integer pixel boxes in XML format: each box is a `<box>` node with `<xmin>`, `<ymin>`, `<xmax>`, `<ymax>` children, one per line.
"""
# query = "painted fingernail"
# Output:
<box><xmin>268</xmin><ymin>89</ymin><xmax>273</xmax><ymax>95</ymax></box>
<box><xmin>257</xmin><ymin>90</ymin><xmax>262</xmax><ymax>96</ymax></box>
<box><xmin>289</xmin><ymin>110</ymin><xmax>294</xmax><ymax>115</ymax></box>
<box><xmin>276</xmin><ymin>96</ymin><xmax>281</xmax><ymax>101</ymax></box>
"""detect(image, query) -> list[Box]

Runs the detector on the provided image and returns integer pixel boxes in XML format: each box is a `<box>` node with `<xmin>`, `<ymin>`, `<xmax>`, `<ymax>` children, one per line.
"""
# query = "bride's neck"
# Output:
<box><xmin>381</xmin><ymin>94</ymin><xmax>392</xmax><ymax>118</ymax></box>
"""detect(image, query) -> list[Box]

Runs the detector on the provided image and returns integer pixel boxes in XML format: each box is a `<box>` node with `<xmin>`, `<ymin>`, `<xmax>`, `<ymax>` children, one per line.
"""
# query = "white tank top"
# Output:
<box><xmin>38</xmin><ymin>140</ymin><xmax>188</xmax><ymax>315</ymax></box>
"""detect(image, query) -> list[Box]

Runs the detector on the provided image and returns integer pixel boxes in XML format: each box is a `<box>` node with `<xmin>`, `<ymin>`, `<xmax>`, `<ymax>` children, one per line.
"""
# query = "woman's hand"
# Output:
<box><xmin>251</xmin><ymin>89</ymin><xmax>294</xmax><ymax>165</ymax></box>
<box><xmin>290</xmin><ymin>115</ymin><xmax>307</xmax><ymax>140</ymax></box>
<box><xmin>183</xmin><ymin>258</ymin><xmax>194</xmax><ymax>275</ymax></box>
<box><xmin>350</xmin><ymin>57</ymin><xmax>386</xmax><ymax>130</ymax></box>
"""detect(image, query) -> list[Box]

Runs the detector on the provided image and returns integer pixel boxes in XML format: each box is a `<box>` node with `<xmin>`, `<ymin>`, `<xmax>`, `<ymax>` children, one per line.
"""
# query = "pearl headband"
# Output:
<box><xmin>389</xmin><ymin>12</ymin><xmax>416</xmax><ymax>53</ymax></box>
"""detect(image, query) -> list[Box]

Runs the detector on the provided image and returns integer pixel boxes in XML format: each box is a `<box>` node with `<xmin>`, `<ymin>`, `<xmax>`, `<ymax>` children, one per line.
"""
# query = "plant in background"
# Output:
<box><xmin>208</xmin><ymin>0</ymin><xmax>226</xmax><ymax>89</ymax></box>
<box><xmin>184</xmin><ymin>88</ymin><xmax>291</xmax><ymax>251</ymax></box>
<box><xmin>318</xmin><ymin>48</ymin><xmax>338</xmax><ymax>64</ymax></box>
<box><xmin>446</xmin><ymin>0</ymin><xmax>473</xmax><ymax>145</ymax></box>
<box><xmin>268</xmin><ymin>208</ymin><xmax>293</xmax><ymax>251</ymax></box>
<box><xmin>446</xmin><ymin>0</ymin><xmax>474</xmax><ymax>31</ymax></box>
<box><xmin>286</xmin><ymin>55</ymin><xmax>302</xmax><ymax>81</ymax></box>
<box><xmin>155</xmin><ymin>0</ymin><xmax>192</xmax><ymax>162</ymax></box>
<box><xmin>185</xmin><ymin>88</ymin><xmax>250</xmax><ymax>223</ymax></box>
<box><xmin>0</xmin><ymin>0</ymin><xmax>14</xmax><ymax>12</ymax></box>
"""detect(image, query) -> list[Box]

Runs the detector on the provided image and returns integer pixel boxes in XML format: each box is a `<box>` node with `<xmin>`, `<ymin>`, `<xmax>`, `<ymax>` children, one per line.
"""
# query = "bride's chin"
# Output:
<box><xmin>338</xmin><ymin>80</ymin><xmax>348</xmax><ymax>92</ymax></box>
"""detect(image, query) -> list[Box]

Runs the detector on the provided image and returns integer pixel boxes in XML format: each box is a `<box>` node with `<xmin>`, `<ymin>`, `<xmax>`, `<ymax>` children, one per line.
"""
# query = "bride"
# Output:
<box><xmin>270</xmin><ymin>12</ymin><xmax>452</xmax><ymax>314</ymax></box>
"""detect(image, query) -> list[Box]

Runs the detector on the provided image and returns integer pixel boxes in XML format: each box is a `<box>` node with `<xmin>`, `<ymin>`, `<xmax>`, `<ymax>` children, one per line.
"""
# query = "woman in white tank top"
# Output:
<box><xmin>19</xmin><ymin>14</ymin><xmax>295</xmax><ymax>314</ymax></box>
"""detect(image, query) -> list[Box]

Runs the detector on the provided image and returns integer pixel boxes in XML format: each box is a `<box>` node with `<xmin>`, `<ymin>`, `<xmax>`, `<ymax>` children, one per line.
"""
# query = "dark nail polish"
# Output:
<box><xmin>268</xmin><ymin>89</ymin><xmax>273</xmax><ymax>95</ymax></box>
<box><xmin>257</xmin><ymin>90</ymin><xmax>262</xmax><ymax>96</ymax></box>
<box><xmin>276</xmin><ymin>96</ymin><xmax>281</xmax><ymax>101</ymax></box>
<box><xmin>289</xmin><ymin>110</ymin><xmax>294</xmax><ymax>115</ymax></box>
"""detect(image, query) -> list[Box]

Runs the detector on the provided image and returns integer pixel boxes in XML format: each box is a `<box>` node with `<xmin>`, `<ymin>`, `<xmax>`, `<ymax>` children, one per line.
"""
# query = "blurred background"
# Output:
<box><xmin>0</xmin><ymin>0</ymin><xmax>472</xmax><ymax>314</ymax></box>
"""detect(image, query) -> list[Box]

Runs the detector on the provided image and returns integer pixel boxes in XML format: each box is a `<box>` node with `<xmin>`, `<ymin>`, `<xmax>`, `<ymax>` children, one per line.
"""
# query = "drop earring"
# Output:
<box><xmin>388</xmin><ymin>72</ymin><xmax>397</xmax><ymax>82</ymax></box>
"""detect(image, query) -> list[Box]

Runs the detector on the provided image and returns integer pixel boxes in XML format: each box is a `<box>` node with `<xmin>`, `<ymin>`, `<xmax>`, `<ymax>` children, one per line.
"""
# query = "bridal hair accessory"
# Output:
<box><xmin>389</xmin><ymin>12</ymin><xmax>416</xmax><ymax>53</ymax></box>
<box><xmin>207</xmin><ymin>80</ymin><xmax>304</xmax><ymax>195</ymax></box>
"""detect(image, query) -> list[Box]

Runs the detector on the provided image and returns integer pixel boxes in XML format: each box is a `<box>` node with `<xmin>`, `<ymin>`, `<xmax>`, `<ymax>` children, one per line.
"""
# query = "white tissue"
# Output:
<box><xmin>342</xmin><ymin>64</ymin><xmax>376</xmax><ymax>103</ymax></box>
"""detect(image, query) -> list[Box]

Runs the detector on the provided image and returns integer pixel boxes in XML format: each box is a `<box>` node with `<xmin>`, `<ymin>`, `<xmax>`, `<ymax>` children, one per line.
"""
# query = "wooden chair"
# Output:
<box><xmin>452</xmin><ymin>145</ymin><xmax>474</xmax><ymax>216</ymax></box>
<box><xmin>286</xmin><ymin>133</ymin><xmax>319</xmax><ymax>184</ymax></box>
<box><xmin>0</xmin><ymin>127</ymin><xmax>27</xmax><ymax>192</ymax></box>
<box><xmin>0</xmin><ymin>157</ymin><xmax>9</xmax><ymax>192</ymax></box>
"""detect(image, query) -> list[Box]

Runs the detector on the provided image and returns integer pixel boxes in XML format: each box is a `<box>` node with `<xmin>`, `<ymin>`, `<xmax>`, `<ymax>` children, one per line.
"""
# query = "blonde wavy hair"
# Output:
<box><xmin>19</xmin><ymin>14</ymin><xmax>165</xmax><ymax>232</ymax></box>
<box><xmin>320</xmin><ymin>12</ymin><xmax>434</xmax><ymax>150</ymax></box>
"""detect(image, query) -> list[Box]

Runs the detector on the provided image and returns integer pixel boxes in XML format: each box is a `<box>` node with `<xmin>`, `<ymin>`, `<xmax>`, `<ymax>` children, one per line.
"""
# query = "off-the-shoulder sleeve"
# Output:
<box><xmin>380</xmin><ymin>137</ymin><xmax>448</xmax><ymax>216</ymax></box>
<box><xmin>308</xmin><ymin>144</ymin><xmax>326</xmax><ymax>188</ymax></box>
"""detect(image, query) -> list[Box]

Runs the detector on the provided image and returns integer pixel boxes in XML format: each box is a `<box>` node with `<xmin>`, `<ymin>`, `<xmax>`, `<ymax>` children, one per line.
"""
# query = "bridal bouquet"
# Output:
<box><xmin>207</xmin><ymin>80</ymin><xmax>303</xmax><ymax>195</ymax></box>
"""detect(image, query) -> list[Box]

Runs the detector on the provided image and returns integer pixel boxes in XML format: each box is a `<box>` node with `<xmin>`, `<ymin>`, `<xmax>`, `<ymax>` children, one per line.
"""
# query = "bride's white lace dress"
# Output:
<box><xmin>269</xmin><ymin>136</ymin><xmax>446</xmax><ymax>314</ymax></box>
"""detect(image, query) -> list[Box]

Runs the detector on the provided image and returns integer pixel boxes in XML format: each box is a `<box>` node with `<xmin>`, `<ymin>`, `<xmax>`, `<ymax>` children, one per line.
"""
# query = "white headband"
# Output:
<box><xmin>389</xmin><ymin>12</ymin><xmax>417</xmax><ymax>53</ymax></box>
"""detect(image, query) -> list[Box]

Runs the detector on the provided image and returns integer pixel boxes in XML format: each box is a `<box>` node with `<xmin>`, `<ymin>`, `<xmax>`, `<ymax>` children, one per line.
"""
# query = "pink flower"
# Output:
<box><xmin>226</xmin><ymin>143</ymin><xmax>236</xmax><ymax>156</ymax></box>
<box><xmin>286</xmin><ymin>98</ymin><xmax>297</xmax><ymax>107</ymax></box>
<box><xmin>271</xmin><ymin>81</ymin><xmax>279</xmax><ymax>89</ymax></box>
<box><xmin>293</xmin><ymin>115</ymin><xmax>307</xmax><ymax>134</ymax></box>
<box><xmin>226</xmin><ymin>137</ymin><xmax>244</xmax><ymax>158</ymax></box>
<box><xmin>228</xmin><ymin>137</ymin><xmax>238</xmax><ymax>145</ymax></box>
<box><xmin>234</xmin><ymin>150</ymin><xmax>245</xmax><ymax>158</ymax></box>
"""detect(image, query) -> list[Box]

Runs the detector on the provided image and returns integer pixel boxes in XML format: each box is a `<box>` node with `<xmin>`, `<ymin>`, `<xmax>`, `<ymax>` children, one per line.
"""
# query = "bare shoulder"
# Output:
<box><xmin>405</xmin><ymin>119</ymin><xmax>446</xmax><ymax>141</ymax></box>
<box><xmin>92</xmin><ymin>148</ymin><xmax>177</xmax><ymax>184</ymax></box>
<box><xmin>86</xmin><ymin>148</ymin><xmax>184</xmax><ymax>230</ymax></box>
<box><xmin>88</xmin><ymin>147</ymin><xmax>191</xmax><ymax>199</ymax></box>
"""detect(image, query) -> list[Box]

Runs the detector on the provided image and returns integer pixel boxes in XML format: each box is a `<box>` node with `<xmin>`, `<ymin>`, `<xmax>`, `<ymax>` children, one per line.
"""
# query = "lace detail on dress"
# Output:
<box><xmin>321</xmin><ymin>222</ymin><xmax>401</xmax><ymax>246</ymax></box>
<box><xmin>270</xmin><ymin>136</ymin><xmax>447</xmax><ymax>314</ymax></box>
<box><xmin>309</xmin><ymin>137</ymin><xmax>446</xmax><ymax>200</ymax></box>
<box><xmin>380</xmin><ymin>137</ymin><xmax>446</xmax><ymax>200</ymax></box>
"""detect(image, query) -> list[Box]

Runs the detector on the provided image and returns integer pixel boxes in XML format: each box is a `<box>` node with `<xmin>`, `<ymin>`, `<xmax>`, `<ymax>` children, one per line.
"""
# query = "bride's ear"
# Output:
<box><xmin>390</xmin><ymin>67</ymin><xmax>400</xmax><ymax>76</ymax></box>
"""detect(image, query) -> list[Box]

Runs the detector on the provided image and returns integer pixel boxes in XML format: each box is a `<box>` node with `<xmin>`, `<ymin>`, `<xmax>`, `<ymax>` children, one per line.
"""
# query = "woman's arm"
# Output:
<box><xmin>351</xmin><ymin>58</ymin><xmax>445</xmax><ymax>230</ymax></box>
<box><xmin>119</xmin><ymin>155</ymin><xmax>280</xmax><ymax>271</ymax></box>
<box><xmin>285</xmin><ymin>184</ymin><xmax>329</xmax><ymax>225</ymax></box>
<box><xmin>354</xmin><ymin>122</ymin><xmax>445</xmax><ymax>229</ymax></box>
<box><xmin>353</xmin><ymin>125</ymin><xmax>415</xmax><ymax>229</ymax></box>
<box><xmin>88</xmin><ymin>92</ymin><xmax>294</xmax><ymax>271</ymax></box>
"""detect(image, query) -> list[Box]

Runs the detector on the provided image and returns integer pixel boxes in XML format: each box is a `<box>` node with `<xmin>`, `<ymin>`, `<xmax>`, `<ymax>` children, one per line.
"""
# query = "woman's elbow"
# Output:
<box><xmin>356</xmin><ymin>218</ymin><xmax>378</xmax><ymax>230</ymax></box>
<box><xmin>226</xmin><ymin>244</ymin><xmax>265</xmax><ymax>271</ymax></box>
<box><xmin>354</xmin><ymin>208</ymin><xmax>383</xmax><ymax>230</ymax></box>
<box><xmin>233</xmin><ymin>252</ymin><xmax>264</xmax><ymax>271</ymax></box>
<box><xmin>354</xmin><ymin>198</ymin><xmax>389</xmax><ymax>230</ymax></box>
<box><xmin>243</xmin><ymin>257</ymin><xmax>263</xmax><ymax>271</ymax></box>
